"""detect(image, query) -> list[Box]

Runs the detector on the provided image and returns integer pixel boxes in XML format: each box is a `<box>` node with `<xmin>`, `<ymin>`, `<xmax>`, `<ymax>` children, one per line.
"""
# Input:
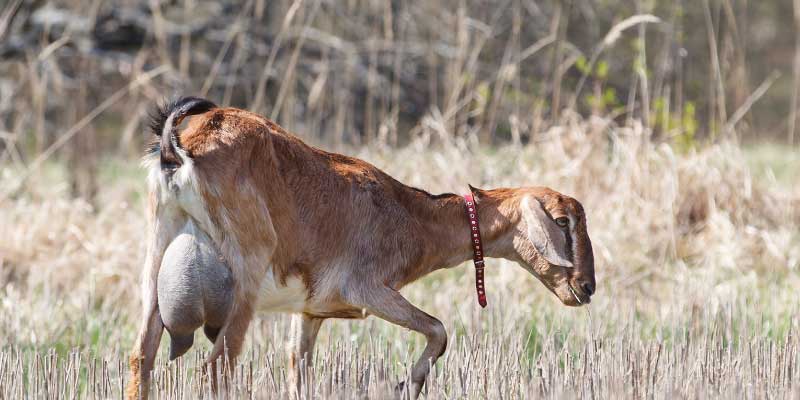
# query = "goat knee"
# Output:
<box><xmin>426</xmin><ymin>319</ymin><xmax>448</xmax><ymax>357</ymax></box>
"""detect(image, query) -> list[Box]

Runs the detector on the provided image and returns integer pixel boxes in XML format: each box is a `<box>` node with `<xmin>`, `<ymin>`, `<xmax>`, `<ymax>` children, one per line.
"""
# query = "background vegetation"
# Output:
<box><xmin>0</xmin><ymin>0</ymin><xmax>798</xmax><ymax>398</ymax></box>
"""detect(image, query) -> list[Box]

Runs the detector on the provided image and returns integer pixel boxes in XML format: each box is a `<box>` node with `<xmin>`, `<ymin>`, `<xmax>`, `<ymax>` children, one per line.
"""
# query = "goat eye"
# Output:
<box><xmin>555</xmin><ymin>217</ymin><xmax>569</xmax><ymax>227</ymax></box>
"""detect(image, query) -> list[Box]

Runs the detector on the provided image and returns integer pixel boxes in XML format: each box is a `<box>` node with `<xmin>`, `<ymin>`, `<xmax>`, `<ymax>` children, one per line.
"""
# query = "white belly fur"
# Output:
<box><xmin>257</xmin><ymin>270</ymin><xmax>308</xmax><ymax>313</ymax></box>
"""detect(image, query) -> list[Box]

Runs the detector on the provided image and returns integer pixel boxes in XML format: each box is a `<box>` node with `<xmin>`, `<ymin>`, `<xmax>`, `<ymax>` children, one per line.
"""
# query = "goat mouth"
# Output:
<box><xmin>568</xmin><ymin>284</ymin><xmax>590</xmax><ymax>306</ymax></box>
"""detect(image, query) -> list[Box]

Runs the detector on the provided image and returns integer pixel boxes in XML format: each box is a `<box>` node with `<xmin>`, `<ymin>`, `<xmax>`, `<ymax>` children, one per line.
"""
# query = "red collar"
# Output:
<box><xmin>463</xmin><ymin>193</ymin><xmax>487</xmax><ymax>308</ymax></box>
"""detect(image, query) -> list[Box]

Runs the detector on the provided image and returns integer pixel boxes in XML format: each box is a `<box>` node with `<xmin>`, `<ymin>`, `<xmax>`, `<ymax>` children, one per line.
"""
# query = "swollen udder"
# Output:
<box><xmin>157</xmin><ymin>220</ymin><xmax>234</xmax><ymax>360</ymax></box>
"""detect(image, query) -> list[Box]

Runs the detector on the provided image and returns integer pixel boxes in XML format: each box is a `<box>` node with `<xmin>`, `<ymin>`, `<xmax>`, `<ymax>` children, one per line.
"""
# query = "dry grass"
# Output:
<box><xmin>1</xmin><ymin>114</ymin><xmax>799</xmax><ymax>398</ymax></box>
<box><xmin>1</xmin><ymin>321</ymin><xmax>799</xmax><ymax>399</ymax></box>
<box><xmin>1</xmin><ymin>1</ymin><xmax>799</xmax><ymax>397</ymax></box>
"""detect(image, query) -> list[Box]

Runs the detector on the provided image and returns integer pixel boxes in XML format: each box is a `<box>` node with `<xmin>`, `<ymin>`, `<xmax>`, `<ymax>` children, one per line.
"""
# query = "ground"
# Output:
<box><xmin>1</xmin><ymin>122</ymin><xmax>798</xmax><ymax>398</ymax></box>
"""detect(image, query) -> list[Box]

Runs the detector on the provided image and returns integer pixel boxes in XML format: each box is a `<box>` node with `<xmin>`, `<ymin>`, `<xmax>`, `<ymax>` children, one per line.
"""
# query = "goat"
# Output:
<box><xmin>126</xmin><ymin>97</ymin><xmax>596</xmax><ymax>399</ymax></box>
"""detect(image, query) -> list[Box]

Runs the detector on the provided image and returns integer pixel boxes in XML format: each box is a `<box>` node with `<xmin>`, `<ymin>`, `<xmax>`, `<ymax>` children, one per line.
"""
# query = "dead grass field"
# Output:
<box><xmin>1</xmin><ymin>116</ymin><xmax>798</xmax><ymax>398</ymax></box>
<box><xmin>2</xmin><ymin>1</ymin><xmax>800</xmax><ymax>398</ymax></box>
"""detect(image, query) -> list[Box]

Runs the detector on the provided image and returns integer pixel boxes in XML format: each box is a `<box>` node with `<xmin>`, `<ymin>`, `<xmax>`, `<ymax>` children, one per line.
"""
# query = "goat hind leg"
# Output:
<box><xmin>126</xmin><ymin>199</ymin><xmax>183</xmax><ymax>400</ymax></box>
<box><xmin>126</xmin><ymin>308</ymin><xmax>164</xmax><ymax>400</ymax></box>
<box><xmin>204</xmin><ymin>299</ymin><xmax>255</xmax><ymax>393</ymax></box>
<box><xmin>201</xmin><ymin>246</ymin><xmax>271</xmax><ymax>391</ymax></box>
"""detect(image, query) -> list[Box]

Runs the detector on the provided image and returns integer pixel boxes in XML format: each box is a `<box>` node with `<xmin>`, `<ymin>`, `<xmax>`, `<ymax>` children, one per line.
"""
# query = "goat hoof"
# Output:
<box><xmin>393</xmin><ymin>381</ymin><xmax>406</xmax><ymax>396</ymax></box>
<box><xmin>393</xmin><ymin>381</ymin><xmax>416</xmax><ymax>399</ymax></box>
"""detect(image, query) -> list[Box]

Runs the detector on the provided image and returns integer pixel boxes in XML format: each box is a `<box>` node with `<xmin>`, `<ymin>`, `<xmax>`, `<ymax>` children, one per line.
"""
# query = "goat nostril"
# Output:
<box><xmin>581</xmin><ymin>282</ymin><xmax>595</xmax><ymax>296</ymax></box>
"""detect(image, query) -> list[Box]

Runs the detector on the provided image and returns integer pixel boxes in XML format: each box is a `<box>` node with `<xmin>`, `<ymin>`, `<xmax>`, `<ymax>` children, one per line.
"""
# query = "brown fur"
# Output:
<box><xmin>126</xmin><ymin>105</ymin><xmax>595</xmax><ymax>399</ymax></box>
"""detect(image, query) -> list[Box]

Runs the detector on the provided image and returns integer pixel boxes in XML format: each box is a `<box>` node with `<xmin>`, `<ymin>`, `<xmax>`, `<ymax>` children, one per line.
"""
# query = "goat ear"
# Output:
<box><xmin>521</xmin><ymin>197</ymin><xmax>573</xmax><ymax>267</ymax></box>
<box><xmin>468</xmin><ymin>184</ymin><xmax>482</xmax><ymax>199</ymax></box>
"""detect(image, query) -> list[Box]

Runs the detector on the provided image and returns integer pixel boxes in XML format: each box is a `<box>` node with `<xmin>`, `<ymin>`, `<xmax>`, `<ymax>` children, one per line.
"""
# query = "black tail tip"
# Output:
<box><xmin>147</xmin><ymin>96</ymin><xmax>217</xmax><ymax>159</ymax></box>
<box><xmin>148</xmin><ymin>96</ymin><xmax>217</xmax><ymax>138</ymax></box>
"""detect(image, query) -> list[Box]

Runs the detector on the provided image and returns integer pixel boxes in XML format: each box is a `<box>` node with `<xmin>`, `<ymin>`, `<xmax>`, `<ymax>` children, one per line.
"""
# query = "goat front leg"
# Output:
<box><xmin>288</xmin><ymin>314</ymin><xmax>324</xmax><ymax>397</ymax></box>
<box><xmin>350</xmin><ymin>286</ymin><xmax>447</xmax><ymax>399</ymax></box>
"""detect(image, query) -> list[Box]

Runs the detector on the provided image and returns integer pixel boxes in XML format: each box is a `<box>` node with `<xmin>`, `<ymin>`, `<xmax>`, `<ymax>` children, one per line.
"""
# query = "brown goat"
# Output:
<box><xmin>126</xmin><ymin>97</ymin><xmax>596</xmax><ymax>399</ymax></box>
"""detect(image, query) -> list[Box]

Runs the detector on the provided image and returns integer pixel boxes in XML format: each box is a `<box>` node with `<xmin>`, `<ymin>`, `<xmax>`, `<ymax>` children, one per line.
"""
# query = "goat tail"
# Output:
<box><xmin>148</xmin><ymin>96</ymin><xmax>217</xmax><ymax>169</ymax></box>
